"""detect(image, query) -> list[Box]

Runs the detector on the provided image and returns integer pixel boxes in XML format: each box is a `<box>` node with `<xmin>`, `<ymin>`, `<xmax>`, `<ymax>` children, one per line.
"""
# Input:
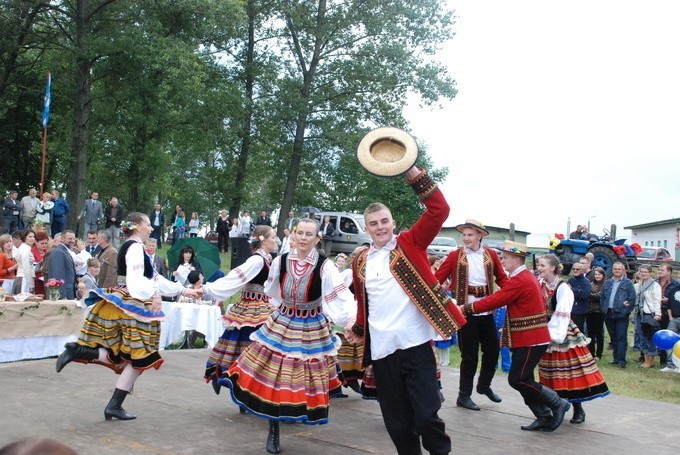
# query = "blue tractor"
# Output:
<box><xmin>549</xmin><ymin>230</ymin><xmax>640</xmax><ymax>277</ymax></box>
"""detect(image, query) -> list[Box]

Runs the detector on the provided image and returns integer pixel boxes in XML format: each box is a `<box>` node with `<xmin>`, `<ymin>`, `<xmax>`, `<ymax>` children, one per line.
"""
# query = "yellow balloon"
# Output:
<box><xmin>673</xmin><ymin>340</ymin><xmax>680</xmax><ymax>358</ymax></box>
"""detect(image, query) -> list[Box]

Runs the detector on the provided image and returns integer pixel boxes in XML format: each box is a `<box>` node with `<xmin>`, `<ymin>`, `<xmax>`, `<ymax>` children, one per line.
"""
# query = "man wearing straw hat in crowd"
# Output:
<box><xmin>435</xmin><ymin>219</ymin><xmax>508</xmax><ymax>411</ymax></box>
<box><xmin>350</xmin><ymin>127</ymin><xmax>466</xmax><ymax>455</ymax></box>
<box><xmin>459</xmin><ymin>240</ymin><xmax>571</xmax><ymax>432</ymax></box>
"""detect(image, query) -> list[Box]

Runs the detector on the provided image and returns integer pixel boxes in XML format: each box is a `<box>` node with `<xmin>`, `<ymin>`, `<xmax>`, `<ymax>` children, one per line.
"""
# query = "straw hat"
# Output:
<box><xmin>497</xmin><ymin>240</ymin><xmax>531</xmax><ymax>257</ymax></box>
<box><xmin>357</xmin><ymin>127</ymin><xmax>418</xmax><ymax>177</ymax></box>
<box><xmin>455</xmin><ymin>219</ymin><xmax>489</xmax><ymax>237</ymax></box>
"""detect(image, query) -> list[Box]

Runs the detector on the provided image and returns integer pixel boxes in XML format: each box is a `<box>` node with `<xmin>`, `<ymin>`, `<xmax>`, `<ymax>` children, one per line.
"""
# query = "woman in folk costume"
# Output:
<box><xmin>55</xmin><ymin>212</ymin><xmax>200</xmax><ymax>420</ymax></box>
<box><xmin>218</xmin><ymin>218</ymin><xmax>355</xmax><ymax>454</ymax></box>
<box><xmin>203</xmin><ymin>225</ymin><xmax>278</xmax><ymax>398</ymax></box>
<box><xmin>333</xmin><ymin>252</ymin><xmax>364</xmax><ymax>396</ymax></box>
<box><xmin>536</xmin><ymin>254</ymin><xmax>609</xmax><ymax>425</ymax></box>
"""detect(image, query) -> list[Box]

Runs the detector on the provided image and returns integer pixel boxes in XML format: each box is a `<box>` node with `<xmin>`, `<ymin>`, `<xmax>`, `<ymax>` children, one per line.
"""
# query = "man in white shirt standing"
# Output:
<box><xmin>434</xmin><ymin>220</ymin><xmax>508</xmax><ymax>411</ymax></box>
<box><xmin>350</xmin><ymin>166</ymin><xmax>465</xmax><ymax>455</ymax></box>
<box><xmin>20</xmin><ymin>188</ymin><xmax>39</xmax><ymax>229</ymax></box>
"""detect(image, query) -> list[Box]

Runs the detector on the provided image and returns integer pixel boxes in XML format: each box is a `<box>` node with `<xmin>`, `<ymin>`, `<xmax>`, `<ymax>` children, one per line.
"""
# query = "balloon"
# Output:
<box><xmin>672</xmin><ymin>353</ymin><xmax>680</xmax><ymax>369</ymax></box>
<box><xmin>652</xmin><ymin>329</ymin><xmax>680</xmax><ymax>350</ymax></box>
<box><xmin>674</xmin><ymin>340</ymin><xmax>680</xmax><ymax>359</ymax></box>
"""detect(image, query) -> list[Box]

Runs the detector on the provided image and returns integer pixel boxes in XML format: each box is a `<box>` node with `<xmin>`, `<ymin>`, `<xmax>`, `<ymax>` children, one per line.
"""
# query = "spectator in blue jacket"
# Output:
<box><xmin>600</xmin><ymin>262</ymin><xmax>636</xmax><ymax>368</ymax></box>
<box><xmin>567</xmin><ymin>263</ymin><xmax>591</xmax><ymax>332</ymax></box>
<box><xmin>51</xmin><ymin>190</ymin><xmax>70</xmax><ymax>236</ymax></box>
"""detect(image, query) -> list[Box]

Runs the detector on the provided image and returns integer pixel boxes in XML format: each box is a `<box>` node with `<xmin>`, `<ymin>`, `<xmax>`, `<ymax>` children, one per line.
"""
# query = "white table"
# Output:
<box><xmin>0</xmin><ymin>300</ymin><xmax>86</xmax><ymax>363</ymax></box>
<box><xmin>159</xmin><ymin>301</ymin><xmax>223</xmax><ymax>350</ymax></box>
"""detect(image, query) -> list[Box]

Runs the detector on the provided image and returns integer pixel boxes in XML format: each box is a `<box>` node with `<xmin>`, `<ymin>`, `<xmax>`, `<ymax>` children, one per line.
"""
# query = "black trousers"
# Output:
<box><xmin>373</xmin><ymin>342</ymin><xmax>451</xmax><ymax>455</ymax></box>
<box><xmin>457</xmin><ymin>313</ymin><xmax>499</xmax><ymax>396</ymax></box>
<box><xmin>586</xmin><ymin>312</ymin><xmax>605</xmax><ymax>358</ymax></box>
<box><xmin>571</xmin><ymin>313</ymin><xmax>587</xmax><ymax>333</ymax></box>
<box><xmin>217</xmin><ymin>233</ymin><xmax>229</xmax><ymax>253</ymax></box>
<box><xmin>508</xmin><ymin>345</ymin><xmax>548</xmax><ymax>406</ymax></box>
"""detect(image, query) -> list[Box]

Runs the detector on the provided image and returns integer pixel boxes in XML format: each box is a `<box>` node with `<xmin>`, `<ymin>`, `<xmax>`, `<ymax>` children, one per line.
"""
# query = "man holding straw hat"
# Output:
<box><xmin>459</xmin><ymin>241</ymin><xmax>571</xmax><ymax>432</ymax></box>
<box><xmin>351</xmin><ymin>127</ymin><xmax>466</xmax><ymax>454</ymax></box>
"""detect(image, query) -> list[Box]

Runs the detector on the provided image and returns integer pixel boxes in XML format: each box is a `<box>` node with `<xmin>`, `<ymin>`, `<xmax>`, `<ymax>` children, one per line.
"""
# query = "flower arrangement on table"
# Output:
<box><xmin>45</xmin><ymin>278</ymin><xmax>65</xmax><ymax>301</ymax></box>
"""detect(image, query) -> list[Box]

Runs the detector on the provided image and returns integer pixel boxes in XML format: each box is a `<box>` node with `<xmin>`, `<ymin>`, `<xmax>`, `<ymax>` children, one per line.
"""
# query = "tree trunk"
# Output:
<box><xmin>278</xmin><ymin>0</ymin><xmax>326</xmax><ymax>237</ymax></box>
<box><xmin>229</xmin><ymin>0</ymin><xmax>256</xmax><ymax>221</ymax></box>
<box><xmin>66</xmin><ymin>0</ymin><xmax>91</xmax><ymax>231</ymax></box>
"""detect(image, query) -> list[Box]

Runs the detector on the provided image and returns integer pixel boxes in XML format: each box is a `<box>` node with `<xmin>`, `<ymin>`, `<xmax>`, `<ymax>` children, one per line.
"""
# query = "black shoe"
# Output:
<box><xmin>266</xmin><ymin>421</ymin><xmax>280</xmax><ymax>454</ymax></box>
<box><xmin>104</xmin><ymin>388</ymin><xmax>137</xmax><ymax>421</ymax></box>
<box><xmin>543</xmin><ymin>399</ymin><xmax>570</xmax><ymax>432</ymax></box>
<box><xmin>477</xmin><ymin>387</ymin><xmax>502</xmax><ymax>403</ymax></box>
<box><xmin>56</xmin><ymin>342</ymin><xmax>99</xmax><ymax>373</ymax></box>
<box><xmin>211</xmin><ymin>377</ymin><xmax>221</xmax><ymax>395</ymax></box>
<box><xmin>569</xmin><ymin>409</ymin><xmax>586</xmax><ymax>424</ymax></box>
<box><xmin>521</xmin><ymin>403</ymin><xmax>552</xmax><ymax>431</ymax></box>
<box><xmin>521</xmin><ymin>417</ymin><xmax>551</xmax><ymax>431</ymax></box>
<box><xmin>330</xmin><ymin>391</ymin><xmax>348</xmax><ymax>398</ymax></box>
<box><xmin>617</xmin><ymin>363</ymin><xmax>626</xmax><ymax>369</ymax></box>
<box><xmin>347</xmin><ymin>380</ymin><xmax>363</xmax><ymax>395</ymax></box>
<box><xmin>456</xmin><ymin>395</ymin><xmax>480</xmax><ymax>411</ymax></box>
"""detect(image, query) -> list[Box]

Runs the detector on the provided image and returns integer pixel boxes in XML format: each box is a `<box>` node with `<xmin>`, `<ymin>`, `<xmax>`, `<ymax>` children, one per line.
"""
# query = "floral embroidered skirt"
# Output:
<box><xmin>538</xmin><ymin>321</ymin><xmax>610</xmax><ymax>402</ymax></box>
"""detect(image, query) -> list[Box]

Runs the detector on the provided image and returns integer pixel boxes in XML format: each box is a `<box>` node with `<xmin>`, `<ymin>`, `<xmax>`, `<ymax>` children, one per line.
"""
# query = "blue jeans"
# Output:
<box><xmin>605</xmin><ymin>313</ymin><xmax>630</xmax><ymax>366</ymax></box>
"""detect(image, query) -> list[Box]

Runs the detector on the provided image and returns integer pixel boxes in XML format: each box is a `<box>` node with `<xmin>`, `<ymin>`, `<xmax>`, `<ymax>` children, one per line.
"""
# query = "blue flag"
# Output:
<box><xmin>42</xmin><ymin>73</ymin><xmax>51</xmax><ymax>129</ymax></box>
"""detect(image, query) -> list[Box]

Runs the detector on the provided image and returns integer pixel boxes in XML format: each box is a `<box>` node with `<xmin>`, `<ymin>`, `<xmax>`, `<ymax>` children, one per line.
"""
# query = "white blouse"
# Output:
<box><xmin>124</xmin><ymin>240</ymin><xmax>183</xmax><ymax>301</ymax></box>
<box><xmin>204</xmin><ymin>252</ymin><xmax>268</xmax><ymax>301</ymax></box>
<box><xmin>264</xmin><ymin>249</ymin><xmax>354</xmax><ymax>328</ymax></box>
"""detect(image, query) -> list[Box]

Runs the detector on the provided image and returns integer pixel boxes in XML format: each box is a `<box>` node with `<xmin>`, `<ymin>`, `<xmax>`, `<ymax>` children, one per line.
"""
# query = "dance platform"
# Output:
<box><xmin>0</xmin><ymin>349</ymin><xmax>676</xmax><ymax>454</ymax></box>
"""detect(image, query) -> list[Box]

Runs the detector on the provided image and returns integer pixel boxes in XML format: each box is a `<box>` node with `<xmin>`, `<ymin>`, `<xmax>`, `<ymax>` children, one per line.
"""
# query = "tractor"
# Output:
<box><xmin>548</xmin><ymin>227</ymin><xmax>641</xmax><ymax>277</ymax></box>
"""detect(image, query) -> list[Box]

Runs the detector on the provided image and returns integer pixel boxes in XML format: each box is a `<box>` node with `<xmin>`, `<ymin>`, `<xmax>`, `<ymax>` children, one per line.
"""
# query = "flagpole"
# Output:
<box><xmin>40</xmin><ymin>125</ymin><xmax>47</xmax><ymax>194</ymax></box>
<box><xmin>40</xmin><ymin>72</ymin><xmax>52</xmax><ymax>194</ymax></box>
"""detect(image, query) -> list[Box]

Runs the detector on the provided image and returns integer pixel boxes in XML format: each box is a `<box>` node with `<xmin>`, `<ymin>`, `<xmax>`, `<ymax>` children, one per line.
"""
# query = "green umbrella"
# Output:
<box><xmin>167</xmin><ymin>237</ymin><xmax>221</xmax><ymax>280</ymax></box>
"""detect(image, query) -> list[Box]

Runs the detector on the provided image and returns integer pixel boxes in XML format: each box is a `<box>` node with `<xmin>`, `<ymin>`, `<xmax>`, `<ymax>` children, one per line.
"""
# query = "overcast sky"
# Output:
<box><xmin>405</xmin><ymin>0</ymin><xmax>680</xmax><ymax>246</ymax></box>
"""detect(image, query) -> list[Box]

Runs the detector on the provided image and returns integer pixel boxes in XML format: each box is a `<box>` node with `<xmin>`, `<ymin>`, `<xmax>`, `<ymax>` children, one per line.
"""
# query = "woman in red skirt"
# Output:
<box><xmin>536</xmin><ymin>254</ymin><xmax>610</xmax><ymax>425</ymax></box>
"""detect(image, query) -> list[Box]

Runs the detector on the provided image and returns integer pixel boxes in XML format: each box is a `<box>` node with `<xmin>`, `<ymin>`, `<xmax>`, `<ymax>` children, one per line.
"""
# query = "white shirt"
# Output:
<box><xmin>204</xmin><ymin>251</ymin><xmax>268</xmax><ymax>301</ymax></box>
<box><xmin>465</xmin><ymin>246</ymin><xmax>491</xmax><ymax>315</ymax></box>
<box><xmin>124</xmin><ymin>240</ymin><xmax>184</xmax><ymax>300</ymax></box>
<box><xmin>365</xmin><ymin>236</ymin><xmax>437</xmax><ymax>361</ymax></box>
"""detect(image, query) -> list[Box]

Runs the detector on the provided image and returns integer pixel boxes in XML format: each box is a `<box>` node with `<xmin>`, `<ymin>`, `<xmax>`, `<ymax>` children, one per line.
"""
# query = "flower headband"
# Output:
<box><xmin>249</xmin><ymin>235</ymin><xmax>265</xmax><ymax>244</ymax></box>
<box><xmin>121</xmin><ymin>220</ymin><xmax>139</xmax><ymax>230</ymax></box>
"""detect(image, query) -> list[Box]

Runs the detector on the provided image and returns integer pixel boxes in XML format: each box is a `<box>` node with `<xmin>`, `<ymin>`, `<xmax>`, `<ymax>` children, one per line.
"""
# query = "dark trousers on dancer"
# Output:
<box><xmin>508</xmin><ymin>345</ymin><xmax>548</xmax><ymax>406</ymax></box>
<box><xmin>457</xmin><ymin>314</ymin><xmax>499</xmax><ymax>396</ymax></box>
<box><xmin>373</xmin><ymin>342</ymin><xmax>451</xmax><ymax>455</ymax></box>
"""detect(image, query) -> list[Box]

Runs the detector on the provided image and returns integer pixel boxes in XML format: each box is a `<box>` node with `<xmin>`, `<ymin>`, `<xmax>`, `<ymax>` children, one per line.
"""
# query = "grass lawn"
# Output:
<box><xmin>445</xmin><ymin>325</ymin><xmax>680</xmax><ymax>404</ymax></box>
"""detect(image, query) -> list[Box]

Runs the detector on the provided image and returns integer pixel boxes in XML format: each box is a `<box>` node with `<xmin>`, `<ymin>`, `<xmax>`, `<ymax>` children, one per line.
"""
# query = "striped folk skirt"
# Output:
<box><xmin>219</xmin><ymin>305</ymin><xmax>342</xmax><ymax>424</ymax></box>
<box><xmin>204</xmin><ymin>297</ymin><xmax>273</xmax><ymax>382</ymax></box>
<box><xmin>538</xmin><ymin>321</ymin><xmax>610</xmax><ymax>402</ymax></box>
<box><xmin>336</xmin><ymin>334</ymin><xmax>365</xmax><ymax>382</ymax></box>
<box><xmin>78</xmin><ymin>288</ymin><xmax>165</xmax><ymax>372</ymax></box>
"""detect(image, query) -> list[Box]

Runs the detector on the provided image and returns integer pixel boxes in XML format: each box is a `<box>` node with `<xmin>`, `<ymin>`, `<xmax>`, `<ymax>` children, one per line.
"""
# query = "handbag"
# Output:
<box><xmin>640</xmin><ymin>313</ymin><xmax>660</xmax><ymax>339</ymax></box>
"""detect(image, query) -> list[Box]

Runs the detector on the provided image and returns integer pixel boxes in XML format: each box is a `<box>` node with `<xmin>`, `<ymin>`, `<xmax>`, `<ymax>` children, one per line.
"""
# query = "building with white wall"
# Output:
<box><xmin>624</xmin><ymin>218</ymin><xmax>680</xmax><ymax>261</ymax></box>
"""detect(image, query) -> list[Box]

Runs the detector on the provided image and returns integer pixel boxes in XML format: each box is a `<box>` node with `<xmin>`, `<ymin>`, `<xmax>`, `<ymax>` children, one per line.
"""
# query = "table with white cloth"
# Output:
<box><xmin>159</xmin><ymin>301</ymin><xmax>223</xmax><ymax>350</ymax></box>
<box><xmin>0</xmin><ymin>299</ymin><xmax>85</xmax><ymax>363</ymax></box>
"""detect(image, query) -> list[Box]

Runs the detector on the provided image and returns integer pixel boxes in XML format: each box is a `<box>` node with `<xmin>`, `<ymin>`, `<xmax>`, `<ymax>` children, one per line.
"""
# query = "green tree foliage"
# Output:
<box><xmin>0</xmin><ymin>0</ymin><xmax>455</xmax><ymax>236</ymax></box>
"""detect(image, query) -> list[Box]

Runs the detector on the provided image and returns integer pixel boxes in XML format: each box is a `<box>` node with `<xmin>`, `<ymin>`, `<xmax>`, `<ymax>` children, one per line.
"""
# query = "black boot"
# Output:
<box><xmin>538</xmin><ymin>387</ymin><xmax>570</xmax><ymax>432</ymax></box>
<box><xmin>56</xmin><ymin>342</ymin><xmax>99</xmax><ymax>373</ymax></box>
<box><xmin>520</xmin><ymin>404</ymin><xmax>552</xmax><ymax>431</ymax></box>
<box><xmin>456</xmin><ymin>394</ymin><xmax>480</xmax><ymax>411</ymax></box>
<box><xmin>104</xmin><ymin>388</ymin><xmax>137</xmax><ymax>421</ymax></box>
<box><xmin>211</xmin><ymin>377</ymin><xmax>221</xmax><ymax>395</ymax></box>
<box><xmin>266</xmin><ymin>420</ymin><xmax>280</xmax><ymax>454</ymax></box>
<box><xmin>570</xmin><ymin>402</ymin><xmax>586</xmax><ymax>424</ymax></box>
<box><xmin>347</xmin><ymin>380</ymin><xmax>363</xmax><ymax>395</ymax></box>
